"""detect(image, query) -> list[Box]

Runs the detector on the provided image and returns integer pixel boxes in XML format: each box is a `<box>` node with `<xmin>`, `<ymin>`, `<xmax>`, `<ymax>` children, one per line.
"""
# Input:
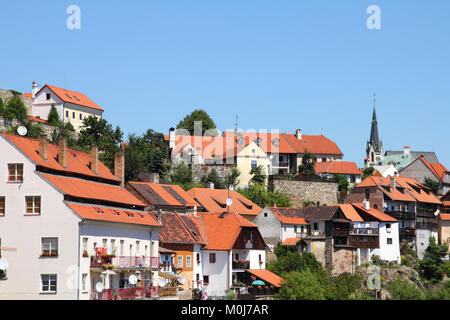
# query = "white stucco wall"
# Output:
<box><xmin>201</xmin><ymin>250</ymin><xmax>230</xmax><ymax>298</ymax></box>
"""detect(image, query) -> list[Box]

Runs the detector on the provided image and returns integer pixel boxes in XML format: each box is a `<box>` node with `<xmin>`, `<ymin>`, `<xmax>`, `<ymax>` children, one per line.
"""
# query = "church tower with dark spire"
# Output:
<box><xmin>364</xmin><ymin>94</ymin><xmax>383</xmax><ymax>168</ymax></box>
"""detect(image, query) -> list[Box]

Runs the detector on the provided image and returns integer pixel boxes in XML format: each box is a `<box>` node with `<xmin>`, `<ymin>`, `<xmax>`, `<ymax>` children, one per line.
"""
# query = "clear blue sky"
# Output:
<box><xmin>1</xmin><ymin>1</ymin><xmax>449</xmax><ymax>167</ymax></box>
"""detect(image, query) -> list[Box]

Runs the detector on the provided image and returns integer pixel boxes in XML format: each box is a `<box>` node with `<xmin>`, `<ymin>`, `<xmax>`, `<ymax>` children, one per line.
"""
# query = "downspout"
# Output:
<box><xmin>77</xmin><ymin>221</ymin><xmax>82</xmax><ymax>300</ymax></box>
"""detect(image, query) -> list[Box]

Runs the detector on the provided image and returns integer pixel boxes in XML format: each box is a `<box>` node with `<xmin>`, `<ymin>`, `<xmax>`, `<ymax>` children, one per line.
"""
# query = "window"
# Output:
<box><xmin>186</xmin><ymin>255</ymin><xmax>192</xmax><ymax>268</ymax></box>
<box><xmin>209</xmin><ymin>253</ymin><xmax>216</xmax><ymax>264</ymax></box>
<box><xmin>129</xmin><ymin>244</ymin><xmax>133</xmax><ymax>256</ymax></box>
<box><xmin>251</xmin><ymin>160</ymin><xmax>257</xmax><ymax>168</ymax></box>
<box><xmin>102</xmin><ymin>239</ymin><xmax>107</xmax><ymax>249</ymax></box>
<box><xmin>203</xmin><ymin>275</ymin><xmax>209</xmax><ymax>284</ymax></box>
<box><xmin>79</xmin><ymin>113</ymin><xmax>82</xmax><ymax>120</ymax></box>
<box><xmin>8</xmin><ymin>164</ymin><xmax>23</xmax><ymax>182</ymax></box>
<box><xmin>264</xmin><ymin>212</ymin><xmax>267</xmax><ymax>217</ymax></box>
<box><xmin>387</xmin><ymin>238</ymin><xmax>393</xmax><ymax>245</ymax></box>
<box><xmin>111</xmin><ymin>240</ymin><xmax>116</xmax><ymax>255</ymax></box>
<box><xmin>41</xmin><ymin>274</ymin><xmax>57</xmax><ymax>293</ymax></box>
<box><xmin>136</xmin><ymin>241</ymin><xmax>140</xmax><ymax>255</ymax></box>
<box><xmin>177</xmin><ymin>255</ymin><xmax>183</xmax><ymax>268</ymax></box>
<box><xmin>294</xmin><ymin>225</ymin><xmax>297</xmax><ymax>233</ymax></box>
<box><xmin>93</xmin><ymin>242</ymin><xmax>97</xmax><ymax>251</ymax></box>
<box><xmin>120</xmin><ymin>240</ymin><xmax>124</xmax><ymax>256</ymax></box>
<box><xmin>313</xmin><ymin>223</ymin><xmax>319</xmax><ymax>231</ymax></box>
<box><xmin>374</xmin><ymin>204</ymin><xmax>378</xmax><ymax>209</ymax></box>
<box><xmin>144</xmin><ymin>245</ymin><xmax>148</xmax><ymax>257</ymax></box>
<box><xmin>46</xmin><ymin>93</ymin><xmax>51</xmax><ymax>100</ymax></box>
<box><xmin>72</xmin><ymin>112</ymin><xmax>75</xmax><ymax>119</ymax></box>
<box><xmin>322</xmin><ymin>158</ymin><xmax>327</xmax><ymax>162</ymax></box>
<box><xmin>25</xmin><ymin>196</ymin><xmax>41</xmax><ymax>214</ymax></box>
<box><xmin>42</xmin><ymin>238</ymin><xmax>58</xmax><ymax>256</ymax></box>
<box><xmin>65</xmin><ymin>110</ymin><xmax>69</xmax><ymax>118</ymax></box>
<box><xmin>365</xmin><ymin>189</ymin><xmax>370</xmax><ymax>200</ymax></box>
<box><xmin>81</xmin><ymin>273</ymin><xmax>88</xmax><ymax>292</ymax></box>
<box><xmin>196</xmin><ymin>253</ymin><xmax>200</xmax><ymax>263</ymax></box>
<box><xmin>0</xmin><ymin>197</ymin><xmax>4</xmax><ymax>216</ymax></box>
<box><xmin>82</xmin><ymin>238</ymin><xmax>88</xmax><ymax>253</ymax></box>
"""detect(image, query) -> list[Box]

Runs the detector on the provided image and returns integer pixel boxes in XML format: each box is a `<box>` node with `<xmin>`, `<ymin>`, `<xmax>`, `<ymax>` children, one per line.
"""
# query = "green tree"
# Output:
<box><xmin>76</xmin><ymin>116</ymin><xmax>123</xmax><ymax>170</ymax></box>
<box><xmin>124</xmin><ymin>134</ymin><xmax>151</xmax><ymax>182</ymax></box>
<box><xmin>176</xmin><ymin>109</ymin><xmax>218</xmax><ymax>136</ymax></box>
<box><xmin>201</xmin><ymin>170</ymin><xmax>226</xmax><ymax>189</ymax></box>
<box><xmin>267</xmin><ymin>251</ymin><xmax>323</xmax><ymax>276</ymax></box>
<box><xmin>225</xmin><ymin>168</ymin><xmax>240</xmax><ymax>188</ymax></box>
<box><xmin>423</xmin><ymin>177</ymin><xmax>442</xmax><ymax>195</ymax></box>
<box><xmin>333</xmin><ymin>174</ymin><xmax>350</xmax><ymax>192</ymax></box>
<box><xmin>362</xmin><ymin>167</ymin><xmax>375</xmax><ymax>180</ymax></box>
<box><xmin>388</xmin><ymin>279</ymin><xmax>424</xmax><ymax>300</ymax></box>
<box><xmin>249</xmin><ymin>165</ymin><xmax>266</xmax><ymax>186</ymax></box>
<box><xmin>275</xmin><ymin>270</ymin><xmax>327</xmax><ymax>300</ymax></box>
<box><xmin>237</xmin><ymin>184</ymin><xmax>291</xmax><ymax>208</ymax></box>
<box><xmin>419</xmin><ymin>236</ymin><xmax>448</xmax><ymax>282</ymax></box>
<box><xmin>1</xmin><ymin>95</ymin><xmax>28</xmax><ymax>124</ymax></box>
<box><xmin>297</xmin><ymin>152</ymin><xmax>317</xmax><ymax>176</ymax></box>
<box><xmin>170</xmin><ymin>161</ymin><xmax>194</xmax><ymax>190</ymax></box>
<box><xmin>51</xmin><ymin>121</ymin><xmax>76</xmax><ymax>147</ymax></box>
<box><xmin>47</xmin><ymin>104</ymin><xmax>60</xmax><ymax>126</ymax></box>
<box><xmin>7</xmin><ymin>121</ymin><xmax>44</xmax><ymax>139</ymax></box>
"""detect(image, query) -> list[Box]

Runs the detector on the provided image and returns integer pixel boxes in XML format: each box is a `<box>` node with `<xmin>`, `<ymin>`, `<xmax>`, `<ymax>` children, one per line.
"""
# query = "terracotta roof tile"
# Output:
<box><xmin>42</xmin><ymin>84</ymin><xmax>103</xmax><ymax>111</ymax></box>
<box><xmin>40</xmin><ymin>173</ymin><xmax>145</xmax><ymax>207</ymax></box>
<box><xmin>1</xmin><ymin>132</ymin><xmax>119</xmax><ymax>182</ymax></box>
<box><xmin>246</xmin><ymin>269</ymin><xmax>284</xmax><ymax>288</ymax></box>
<box><xmin>282</xmin><ymin>133</ymin><xmax>343</xmax><ymax>155</ymax></box>
<box><xmin>314</xmin><ymin>161</ymin><xmax>361</xmax><ymax>175</ymax></box>
<box><xmin>440</xmin><ymin>214</ymin><xmax>450</xmax><ymax>221</ymax></box>
<box><xmin>156</xmin><ymin>211</ymin><xmax>206</xmax><ymax>244</ymax></box>
<box><xmin>187</xmin><ymin>188</ymin><xmax>262</xmax><ymax>216</ymax></box>
<box><xmin>337</xmin><ymin>204</ymin><xmax>364</xmax><ymax>222</ymax></box>
<box><xmin>351</xmin><ymin>203</ymin><xmax>398</xmax><ymax>222</ymax></box>
<box><xmin>270</xmin><ymin>208</ymin><xmax>308</xmax><ymax>225</ymax></box>
<box><xmin>281</xmin><ymin>237</ymin><xmax>302</xmax><ymax>246</ymax></box>
<box><xmin>66</xmin><ymin>202</ymin><xmax>161</xmax><ymax>227</ymax></box>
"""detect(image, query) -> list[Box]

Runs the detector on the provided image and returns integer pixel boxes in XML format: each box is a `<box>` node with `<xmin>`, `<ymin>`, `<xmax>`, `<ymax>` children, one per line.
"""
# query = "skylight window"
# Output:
<box><xmin>65</xmin><ymin>93</ymin><xmax>72</xmax><ymax>99</ymax></box>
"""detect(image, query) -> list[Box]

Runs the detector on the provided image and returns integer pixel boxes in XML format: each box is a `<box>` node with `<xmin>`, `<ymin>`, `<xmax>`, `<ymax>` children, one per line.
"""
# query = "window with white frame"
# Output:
<box><xmin>186</xmin><ymin>255</ymin><xmax>192</xmax><ymax>269</ymax></box>
<box><xmin>82</xmin><ymin>238</ymin><xmax>88</xmax><ymax>252</ymax></box>
<box><xmin>8</xmin><ymin>164</ymin><xmax>23</xmax><ymax>182</ymax></box>
<box><xmin>40</xmin><ymin>274</ymin><xmax>57</xmax><ymax>293</ymax></box>
<box><xmin>177</xmin><ymin>255</ymin><xmax>183</xmax><ymax>268</ymax></box>
<box><xmin>42</xmin><ymin>238</ymin><xmax>58</xmax><ymax>256</ymax></box>
<box><xmin>136</xmin><ymin>241</ymin><xmax>140</xmax><ymax>255</ymax></box>
<box><xmin>102</xmin><ymin>238</ymin><xmax>107</xmax><ymax>249</ymax></box>
<box><xmin>0</xmin><ymin>197</ymin><xmax>5</xmax><ymax>216</ymax></box>
<box><xmin>25</xmin><ymin>196</ymin><xmax>41</xmax><ymax>214</ymax></box>
<box><xmin>120</xmin><ymin>240</ymin><xmax>124</xmax><ymax>256</ymax></box>
<box><xmin>111</xmin><ymin>239</ymin><xmax>116</xmax><ymax>255</ymax></box>
<box><xmin>82</xmin><ymin>273</ymin><xmax>87</xmax><ymax>292</ymax></box>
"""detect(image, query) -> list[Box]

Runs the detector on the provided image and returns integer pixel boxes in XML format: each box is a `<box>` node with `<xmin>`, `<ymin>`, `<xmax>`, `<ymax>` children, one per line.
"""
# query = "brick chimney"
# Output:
<box><xmin>403</xmin><ymin>146</ymin><xmax>410</xmax><ymax>155</ymax></box>
<box><xmin>295</xmin><ymin>129</ymin><xmax>302</xmax><ymax>140</ymax></box>
<box><xmin>32</xmin><ymin>81</ymin><xmax>39</xmax><ymax>99</ymax></box>
<box><xmin>114</xmin><ymin>151</ymin><xmax>125</xmax><ymax>187</ymax></box>
<box><xmin>39</xmin><ymin>134</ymin><xmax>48</xmax><ymax>160</ymax></box>
<box><xmin>390</xmin><ymin>176</ymin><xmax>396</xmax><ymax>189</ymax></box>
<box><xmin>90</xmin><ymin>145</ymin><xmax>99</xmax><ymax>174</ymax></box>
<box><xmin>58</xmin><ymin>137</ymin><xmax>67</xmax><ymax>168</ymax></box>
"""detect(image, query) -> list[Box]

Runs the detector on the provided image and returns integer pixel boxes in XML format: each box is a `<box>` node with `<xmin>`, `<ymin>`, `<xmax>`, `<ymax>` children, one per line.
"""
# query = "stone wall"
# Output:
<box><xmin>0</xmin><ymin>88</ymin><xmax>32</xmax><ymax>114</ymax></box>
<box><xmin>272</xmin><ymin>179</ymin><xmax>339</xmax><ymax>208</ymax></box>
<box><xmin>0</xmin><ymin>116</ymin><xmax>54</xmax><ymax>139</ymax></box>
<box><xmin>191</xmin><ymin>164</ymin><xmax>234</xmax><ymax>184</ymax></box>
<box><xmin>332</xmin><ymin>247</ymin><xmax>356</xmax><ymax>275</ymax></box>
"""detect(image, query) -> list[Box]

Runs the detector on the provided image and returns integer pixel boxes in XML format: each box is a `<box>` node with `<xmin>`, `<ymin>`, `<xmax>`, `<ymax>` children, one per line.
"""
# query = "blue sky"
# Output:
<box><xmin>1</xmin><ymin>1</ymin><xmax>449</xmax><ymax>167</ymax></box>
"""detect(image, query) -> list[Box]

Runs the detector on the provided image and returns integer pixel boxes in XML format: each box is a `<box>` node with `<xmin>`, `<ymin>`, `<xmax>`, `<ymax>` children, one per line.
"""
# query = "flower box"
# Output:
<box><xmin>41</xmin><ymin>252</ymin><xmax>58</xmax><ymax>257</ymax></box>
<box><xmin>82</xmin><ymin>251</ymin><xmax>89</xmax><ymax>257</ymax></box>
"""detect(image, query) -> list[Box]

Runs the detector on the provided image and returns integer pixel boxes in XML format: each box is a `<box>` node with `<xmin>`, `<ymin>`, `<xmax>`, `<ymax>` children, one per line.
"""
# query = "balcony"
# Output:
<box><xmin>90</xmin><ymin>255</ymin><xmax>159</xmax><ymax>269</ymax></box>
<box><xmin>415</xmin><ymin>222</ymin><xmax>438</xmax><ymax>230</ymax></box>
<box><xmin>416</xmin><ymin>209</ymin><xmax>437</xmax><ymax>218</ymax></box>
<box><xmin>350</xmin><ymin>228</ymin><xmax>379</xmax><ymax>235</ymax></box>
<box><xmin>333</xmin><ymin>228</ymin><xmax>351</xmax><ymax>237</ymax></box>
<box><xmin>232</xmin><ymin>260</ymin><xmax>250</xmax><ymax>270</ymax></box>
<box><xmin>91</xmin><ymin>286</ymin><xmax>159</xmax><ymax>300</ymax></box>
<box><xmin>305</xmin><ymin>231</ymin><xmax>326</xmax><ymax>239</ymax></box>
<box><xmin>385</xmin><ymin>211</ymin><xmax>415</xmax><ymax>220</ymax></box>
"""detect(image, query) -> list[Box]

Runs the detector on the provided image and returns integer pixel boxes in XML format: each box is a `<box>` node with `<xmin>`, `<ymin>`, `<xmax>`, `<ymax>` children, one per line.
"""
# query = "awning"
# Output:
<box><xmin>246</xmin><ymin>269</ymin><xmax>284</xmax><ymax>288</ymax></box>
<box><xmin>160</xmin><ymin>271</ymin><xmax>185</xmax><ymax>284</ymax></box>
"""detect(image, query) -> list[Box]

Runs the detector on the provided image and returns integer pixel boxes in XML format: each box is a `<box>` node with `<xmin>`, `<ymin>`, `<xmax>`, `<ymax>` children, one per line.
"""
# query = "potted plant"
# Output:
<box><xmin>82</xmin><ymin>251</ymin><xmax>89</xmax><ymax>257</ymax></box>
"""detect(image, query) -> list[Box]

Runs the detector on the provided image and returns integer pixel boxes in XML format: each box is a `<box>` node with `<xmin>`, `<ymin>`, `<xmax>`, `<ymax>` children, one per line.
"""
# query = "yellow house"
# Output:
<box><xmin>235</xmin><ymin>140</ymin><xmax>269</xmax><ymax>187</ymax></box>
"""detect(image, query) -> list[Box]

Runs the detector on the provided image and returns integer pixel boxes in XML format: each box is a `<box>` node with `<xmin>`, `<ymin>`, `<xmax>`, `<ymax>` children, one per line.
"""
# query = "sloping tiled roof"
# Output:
<box><xmin>187</xmin><ymin>188</ymin><xmax>262</xmax><ymax>216</ymax></box>
<box><xmin>28</xmin><ymin>116</ymin><xmax>49</xmax><ymax>124</ymax></box>
<box><xmin>222</xmin><ymin>131</ymin><xmax>296</xmax><ymax>154</ymax></box>
<box><xmin>66</xmin><ymin>202</ymin><xmax>161</xmax><ymax>227</ymax></box>
<box><xmin>415</xmin><ymin>156</ymin><xmax>449</xmax><ymax>182</ymax></box>
<box><xmin>246</xmin><ymin>269</ymin><xmax>284</xmax><ymax>288</ymax></box>
<box><xmin>127</xmin><ymin>182</ymin><xmax>199</xmax><ymax>208</ymax></box>
<box><xmin>1</xmin><ymin>132</ymin><xmax>119</xmax><ymax>182</ymax></box>
<box><xmin>155</xmin><ymin>211</ymin><xmax>206</xmax><ymax>245</ymax></box>
<box><xmin>23</xmin><ymin>93</ymin><xmax>32</xmax><ymax>98</ymax></box>
<box><xmin>200</xmin><ymin>212</ymin><xmax>257</xmax><ymax>250</ymax></box>
<box><xmin>40</xmin><ymin>173</ymin><xmax>145</xmax><ymax>207</ymax></box>
<box><xmin>337</xmin><ymin>204</ymin><xmax>364</xmax><ymax>222</ymax></box>
<box><xmin>282</xmin><ymin>133</ymin><xmax>343</xmax><ymax>155</ymax></box>
<box><xmin>351</xmin><ymin>203</ymin><xmax>398</xmax><ymax>222</ymax></box>
<box><xmin>281</xmin><ymin>237</ymin><xmax>302</xmax><ymax>246</ymax></box>
<box><xmin>41</xmin><ymin>84</ymin><xmax>104</xmax><ymax>111</ymax></box>
<box><xmin>268</xmin><ymin>206</ymin><xmax>344</xmax><ymax>222</ymax></box>
<box><xmin>314</xmin><ymin>161</ymin><xmax>361</xmax><ymax>175</ymax></box>
<box><xmin>440</xmin><ymin>214</ymin><xmax>450</xmax><ymax>221</ymax></box>
<box><xmin>355</xmin><ymin>176</ymin><xmax>417</xmax><ymax>202</ymax></box>
<box><xmin>270</xmin><ymin>207</ymin><xmax>308</xmax><ymax>225</ymax></box>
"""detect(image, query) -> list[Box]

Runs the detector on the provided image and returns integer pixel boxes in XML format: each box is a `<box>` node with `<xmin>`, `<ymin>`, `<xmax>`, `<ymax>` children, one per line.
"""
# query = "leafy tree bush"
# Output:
<box><xmin>362</xmin><ymin>167</ymin><xmax>375</xmax><ymax>180</ymax></box>
<box><xmin>419</xmin><ymin>237</ymin><xmax>448</xmax><ymax>282</ymax></box>
<box><xmin>297</xmin><ymin>152</ymin><xmax>317</xmax><ymax>176</ymax></box>
<box><xmin>237</xmin><ymin>184</ymin><xmax>291</xmax><ymax>208</ymax></box>
<box><xmin>333</xmin><ymin>174</ymin><xmax>350</xmax><ymax>192</ymax></box>
<box><xmin>423</xmin><ymin>177</ymin><xmax>442</xmax><ymax>195</ymax></box>
<box><xmin>275</xmin><ymin>270</ymin><xmax>327</xmax><ymax>300</ymax></box>
<box><xmin>225</xmin><ymin>290</ymin><xmax>238</xmax><ymax>300</ymax></box>
<box><xmin>225</xmin><ymin>168</ymin><xmax>240</xmax><ymax>189</ymax></box>
<box><xmin>170</xmin><ymin>161</ymin><xmax>194</xmax><ymax>190</ymax></box>
<box><xmin>0</xmin><ymin>95</ymin><xmax>28</xmax><ymax>124</ymax></box>
<box><xmin>176</xmin><ymin>109</ymin><xmax>217</xmax><ymax>136</ymax></box>
<box><xmin>388</xmin><ymin>279</ymin><xmax>424</xmax><ymax>300</ymax></box>
<box><xmin>201</xmin><ymin>170</ymin><xmax>226</xmax><ymax>189</ymax></box>
<box><xmin>249</xmin><ymin>165</ymin><xmax>266</xmax><ymax>186</ymax></box>
<box><xmin>47</xmin><ymin>104</ymin><xmax>60</xmax><ymax>126</ymax></box>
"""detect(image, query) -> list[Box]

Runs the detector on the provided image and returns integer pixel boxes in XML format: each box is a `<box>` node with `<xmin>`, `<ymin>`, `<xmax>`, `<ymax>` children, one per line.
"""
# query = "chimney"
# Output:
<box><xmin>32</xmin><ymin>81</ymin><xmax>39</xmax><ymax>99</ymax></box>
<box><xmin>58</xmin><ymin>137</ymin><xmax>67</xmax><ymax>168</ymax></box>
<box><xmin>39</xmin><ymin>134</ymin><xmax>48</xmax><ymax>160</ymax></box>
<box><xmin>114</xmin><ymin>151</ymin><xmax>125</xmax><ymax>187</ymax></box>
<box><xmin>403</xmin><ymin>146</ymin><xmax>410</xmax><ymax>155</ymax></box>
<box><xmin>207</xmin><ymin>182</ymin><xmax>214</xmax><ymax>189</ymax></box>
<box><xmin>157</xmin><ymin>208</ymin><xmax>162</xmax><ymax>224</ymax></box>
<box><xmin>90</xmin><ymin>145</ymin><xmax>99</xmax><ymax>174</ymax></box>
<box><xmin>390</xmin><ymin>177</ymin><xmax>396</xmax><ymax>189</ymax></box>
<box><xmin>149</xmin><ymin>172</ymin><xmax>159</xmax><ymax>184</ymax></box>
<box><xmin>363</xmin><ymin>199</ymin><xmax>370</xmax><ymax>210</ymax></box>
<box><xmin>295</xmin><ymin>129</ymin><xmax>302</xmax><ymax>140</ymax></box>
<box><xmin>169</xmin><ymin>127</ymin><xmax>176</xmax><ymax>149</ymax></box>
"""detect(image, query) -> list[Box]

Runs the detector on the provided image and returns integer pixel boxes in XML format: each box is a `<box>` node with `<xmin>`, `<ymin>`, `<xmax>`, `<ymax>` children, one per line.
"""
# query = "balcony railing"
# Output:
<box><xmin>90</xmin><ymin>255</ymin><xmax>159</xmax><ymax>269</ymax></box>
<box><xmin>91</xmin><ymin>286</ymin><xmax>159</xmax><ymax>300</ymax></box>
<box><xmin>333</xmin><ymin>229</ymin><xmax>351</xmax><ymax>237</ymax></box>
<box><xmin>350</xmin><ymin>228</ymin><xmax>379</xmax><ymax>235</ymax></box>
<box><xmin>232</xmin><ymin>260</ymin><xmax>250</xmax><ymax>269</ymax></box>
<box><xmin>305</xmin><ymin>231</ymin><xmax>326</xmax><ymax>238</ymax></box>
<box><xmin>416</xmin><ymin>209</ymin><xmax>437</xmax><ymax>218</ymax></box>
<box><xmin>385</xmin><ymin>211</ymin><xmax>415</xmax><ymax>220</ymax></box>
<box><xmin>415</xmin><ymin>222</ymin><xmax>438</xmax><ymax>230</ymax></box>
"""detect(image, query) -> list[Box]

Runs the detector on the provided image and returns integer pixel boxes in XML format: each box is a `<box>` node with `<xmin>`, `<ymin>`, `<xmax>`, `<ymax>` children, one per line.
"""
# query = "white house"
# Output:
<box><xmin>29</xmin><ymin>82</ymin><xmax>103</xmax><ymax>132</ymax></box>
<box><xmin>199</xmin><ymin>212</ymin><xmax>267</xmax><ymax>298</ymax></box>
<box><xmin>0</xmin><ymin>132</ymin><xmax>161</xmax><ymax>300</ymax></box>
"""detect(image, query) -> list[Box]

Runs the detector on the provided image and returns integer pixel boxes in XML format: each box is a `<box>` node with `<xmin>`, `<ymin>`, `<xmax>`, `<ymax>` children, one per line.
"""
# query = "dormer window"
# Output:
<box><xmin>237</xmin><ymin>138</ymin><xmax>244</xmax><ymax>145</ymax></box>
<box><xmin>255</xmin><ymin>138</ymin><xmax>262</xmax><ymax>147</ymax></box>
<box><xmin>46</xmin><ymin>93</ymin><xmax>51</xmax><ymax>100</ymax></box>
<box><xmin>272</xmin><ymin>138</ymin><xmax>279</xmax><ymax>147</ymax></box>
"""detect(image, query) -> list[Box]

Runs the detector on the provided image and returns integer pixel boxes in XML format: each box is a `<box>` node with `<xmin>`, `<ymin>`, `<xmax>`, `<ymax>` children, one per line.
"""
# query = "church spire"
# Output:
<box><xmin>369</xmin><ymin>93</ymin><xmax>381</xmax><ymax>153</ymax></box>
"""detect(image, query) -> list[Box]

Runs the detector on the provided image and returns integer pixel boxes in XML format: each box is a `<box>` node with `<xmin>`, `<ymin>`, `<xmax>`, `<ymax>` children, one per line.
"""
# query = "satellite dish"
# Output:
<box><xmin>17</xmin><ymin>126</ymin><xmax>27</xmax><ymax>136</ymax></box>
<box><xmin>129</xmin><ymin>275</ymin><xmax>137</xmax><ymax>285</ymax></box>
<box><xmin>0</xmin><ymin>259</ymin><xmax>8</xmax><ymax>271</ymax></box>
<box><xmin>226</xmin><ymin>198</ymin><xmax>233</xmax><ymax>207</ymax></box>
<box><xmin>95</xmin><ymin>282</ymin><xmax>104</xmax><ymax>292</ymax></box>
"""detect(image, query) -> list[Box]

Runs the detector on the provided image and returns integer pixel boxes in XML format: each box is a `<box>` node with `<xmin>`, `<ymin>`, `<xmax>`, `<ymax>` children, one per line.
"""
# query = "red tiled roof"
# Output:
<box><xmin>271</xmin><ymin>208</ymin><xmax>308</xmax><ymax>225</ymax></box>
<box><xmin>246</xmin><ymin>269</ymin><xmax>284</xmax><ymax>288</ymax></box>
<box><xmin>40</xmin><ymin>84</ymin><xmax>103</xmax><ymax>112</ymax></box>
<box><xmin>200</xmin><ymin>212</ymin><xmax>257</xmax><ymax>250</ymax></box>
<box><xmin>187</xmin><ymin>188</ymin><xmax>262</xmax><ymax>216</ymax></box>
<box><xmin>281</xmin><ymin>237</ymin><xmax>302</xmax><ymax>246</ymax></box>
<box><xmin>222</xmin><ymin>131</ymin><xmax>296</xmax><ymax>154</ymax></box>
<box><xmin>282</xmin><ymin>133</ymin><xmax>343</xmax><ymax>155</ymax></box>
<box><xmin>351</xmin><ymin>203</ymin><xmax>398</xmax><ymax>222</ymax></box>
<box><xmin>338</xmin><ymin>204</ymin><xmax>364</xmax><ymax>222</ymax></box>
<box><xmin>155</xmin><ymin>211</ymin><xmax>206</xmax><ymax>244</ymax></box>
<box><xmin>356</xmin><ymin>176</ymin><xmax>417</xmax><ymax>202</ymax></box>
<box><xmin>66</xmin><ymin>202</ymin><xmax>161</xmax><ymax>227</ymax></box>
<box><xmin>443</xmin><ymin>201</ymin><xmax>450</xmax><ymax>207</ymax></box>
<box><xmin>127</xmin><ymin>182</ymin><xmax>199</xmax><ymax>208</ymax></box>
<box><xmin>1</xmin><ymin>132</ymin><xmax>119</xmax><ymax>182</ymax></box>
<box><xmin>440</xmin><ymin>214</ymin><xmax>450</xmax><ymax>221</ymax></box>
<box><xmin>23</xmin><ymin>93</ymin><xmax>32</xmax><ymax>98</ymax></box>
<box><xmin>40</xmin><ymin>173</ymin><xmax>145</xmax><ymax>207</ymax></box>
<box><xmin>417</xmin><ymin>156</ymin><xmax>449</xmax><ymax>182</ymax></box>
<box><xmin>314</xmin><ymin>161</ymin><xmax>361</xmax><ymax>175</ymax></box>
<box><xmin>27</xmin><ymin>116</ymin><xmax>49</xmax><ymax>124</ymax></box>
